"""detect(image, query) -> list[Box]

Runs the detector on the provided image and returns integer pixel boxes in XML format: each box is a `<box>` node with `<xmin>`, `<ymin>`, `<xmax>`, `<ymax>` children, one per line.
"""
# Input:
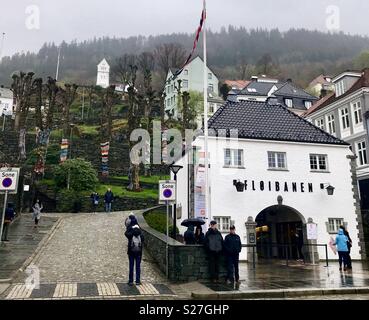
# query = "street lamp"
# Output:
<box><xmin>169</xmin><ymin>164</ymin><xmax>183</xmax><ymax>240</ymax></box>
<box><xmin>321</xmin><ymin>183</ymin><xmax>335</xmax><ymax>196</ymax></box>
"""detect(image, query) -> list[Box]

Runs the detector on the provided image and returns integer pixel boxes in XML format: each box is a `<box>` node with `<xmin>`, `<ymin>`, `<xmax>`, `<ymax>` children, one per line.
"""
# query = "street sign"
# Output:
<box><xmin>306</xmin><ymin>223</ymin><xmax>318</xmax><ymax>240</ymax></box>
<box><xmin>0</xmin><ymin>168</ymin><xmax>20</xmax><ymax>194</ymax></box>
<box><xmin>159</xmin><ymin>180</ymin><xmax>176</xmax><ymax>203</ymax></box>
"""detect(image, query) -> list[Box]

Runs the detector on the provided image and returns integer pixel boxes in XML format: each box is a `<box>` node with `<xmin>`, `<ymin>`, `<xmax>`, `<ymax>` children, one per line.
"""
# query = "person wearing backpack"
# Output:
<box><xmin>125</xmin><ymin>224</ymin><xmax>144</xmax><ymax>286</ymax></box>
<box><xmin>1</xmin><ymin>203</ymin><xmax>15</xmax><ymax>242</ymax></box>
<box><xmin>204</xmin><ymin>221</ymin><xmax>224</xmax><ymax>283</ymax></box>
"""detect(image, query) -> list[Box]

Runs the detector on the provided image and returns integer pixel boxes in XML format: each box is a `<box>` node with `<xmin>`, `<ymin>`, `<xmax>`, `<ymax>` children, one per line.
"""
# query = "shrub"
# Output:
<box><xmin>56</xmin><ymin>189</ymin><xmax>82</xmax><ymax>213</ymax></box>
<box><xmin>144</xmin><ymin>210</ymin><xmax>179</xmax><ymax>236</ymax></box>
<box><xmin>54</xmin><ymin>158</ymin><xmax>98</xmax><ymax>191</ymax></box>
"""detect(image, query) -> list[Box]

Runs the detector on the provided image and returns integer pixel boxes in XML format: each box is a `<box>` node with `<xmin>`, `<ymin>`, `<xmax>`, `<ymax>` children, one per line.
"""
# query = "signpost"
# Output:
<box><xmin>159</xmin><ymin>180</ymin><xmax>176</xmax><ymax>279</ymax></box>
<box><xmin>307</xmin><ymin>222</ymin><xmax>318</xmax><ymax>265</ymax></box>
<box><xmin>0</xmin><ymin>168</ymin><xmax>20</xmax><ymax>244</ymax></box>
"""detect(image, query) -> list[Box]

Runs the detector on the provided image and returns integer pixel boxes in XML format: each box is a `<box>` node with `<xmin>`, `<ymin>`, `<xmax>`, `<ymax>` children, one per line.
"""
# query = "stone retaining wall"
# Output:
<box><xmin>137</xmin><ymin>209</ymin><xmax>228</xmax><ymax>283</ymax></box>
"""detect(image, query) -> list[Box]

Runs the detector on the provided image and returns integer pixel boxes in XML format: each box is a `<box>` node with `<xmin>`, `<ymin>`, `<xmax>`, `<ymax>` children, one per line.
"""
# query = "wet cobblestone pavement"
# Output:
<box><xmin>15</xmin><ymin>212</ymin><xmax>165</xmax><ymax>285</ymax></box>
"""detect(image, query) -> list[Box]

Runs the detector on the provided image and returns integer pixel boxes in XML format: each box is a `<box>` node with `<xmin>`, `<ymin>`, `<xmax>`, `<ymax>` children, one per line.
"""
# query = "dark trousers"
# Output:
<box><xmin>347</xmin><ymin>248</ymin><xmax>352</xmax><ymax>268</ymax></box>
<box><xmin>226</xmin><ymin>254</ymin><xmax>240</xmax><ymax>282</ymax></box>
<box><xmin>208</xmin><ymin>251</ymin><xmax>221</xmax><ymax>280</ymax></box>
<box><xmin>1</xmin><ymin>222</ymin><xmax>10</xmax><ymax>241</ymax></box>
<box><xmin>338</xmin><ymin>251</ymin><xmax>349</xmax><ymax>268</ymax></box>
<box><xmin>129</xmin><ymin>254</ymin><xmax>142</xmax><ymax>283</ymax></box>
<box><xmin>297</xmin><ymin>245</ymin><xmax>304</xmax><ymax>261</ymax></box>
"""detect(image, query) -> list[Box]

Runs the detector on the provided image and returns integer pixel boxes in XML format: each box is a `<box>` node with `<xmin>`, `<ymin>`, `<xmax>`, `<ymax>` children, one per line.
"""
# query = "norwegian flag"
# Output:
<box><xmin>169</xmin><ymin>1</ymin><xmax>206</xmax><ymax>81</ymax></box>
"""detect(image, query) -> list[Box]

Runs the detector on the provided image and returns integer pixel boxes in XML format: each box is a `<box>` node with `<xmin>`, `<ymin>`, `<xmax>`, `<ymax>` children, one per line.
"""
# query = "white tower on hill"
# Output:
<box><xmin>96</xmin><ymin>58</ymin><xmax>110</xmax><ymax>88</ymax></box>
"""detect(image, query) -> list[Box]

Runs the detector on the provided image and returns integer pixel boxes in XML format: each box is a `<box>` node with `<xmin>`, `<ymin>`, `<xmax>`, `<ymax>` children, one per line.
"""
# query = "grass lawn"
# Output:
<box><xmin>78</xmin><ymin>125</ymin><xmax>99</xmax><ymax>135</ymax></box>
<box><xmin>111</xmin><ymin>175</ymin><xmax>170</xmax><ymax>185</ymax></box>
<box><xmin>95</xmin><ymin>184</ymin><xmax>158</xmax><ymax>199</ymax></box>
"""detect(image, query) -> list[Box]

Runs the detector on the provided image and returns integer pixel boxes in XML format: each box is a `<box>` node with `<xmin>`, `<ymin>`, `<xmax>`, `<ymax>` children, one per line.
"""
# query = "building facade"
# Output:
<box><xmin>305</xmin><ymin>69</ymin><xmax>369</xmax><ymax>236</ymax></box>
<box><xmin>174</xmin><ymin>100</ymin><xmax>365</xmax><ymax>262</ymax></box>
<box><xmin>164</xmin><ymin>56</ymin><xmax>222</xmax><ymax>120</ymax></box>
<box><xmin>0</xmin><ymin>87</ymin><xmax>13</xmax><ymax>116</ymax></box>
<box><xmin>228</xmin><ymin>76</ymin><xmax>318</xmax><ymax>116</ymax></box>
<box><xmin>96</xmin><ymin>58</ymin><xmax>110</xmax><ymax>88</ymax></box>
<box><xmin>307</xmin><ymin>74</ymin><xmax>335</xmax><ymax>97</ymax></box>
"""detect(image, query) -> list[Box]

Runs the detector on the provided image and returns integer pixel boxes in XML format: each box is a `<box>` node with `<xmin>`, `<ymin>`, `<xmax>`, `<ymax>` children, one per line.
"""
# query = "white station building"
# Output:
<box><xmin>96</xmin><ymin>58</ymin><xmax>110</xmax><ymax>89</ymax></box>
<box><xmin>174</xmin><ymin>99</ymin><xmax>366</xmax><ymax>262</ymax></box>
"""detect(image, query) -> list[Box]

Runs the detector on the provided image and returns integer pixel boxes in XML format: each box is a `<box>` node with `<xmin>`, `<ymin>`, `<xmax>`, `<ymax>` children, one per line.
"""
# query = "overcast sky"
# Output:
<box><xmin>1</xmin><ymin>0</ymin><xmax>369</xmax><ymax>57</ymax></box>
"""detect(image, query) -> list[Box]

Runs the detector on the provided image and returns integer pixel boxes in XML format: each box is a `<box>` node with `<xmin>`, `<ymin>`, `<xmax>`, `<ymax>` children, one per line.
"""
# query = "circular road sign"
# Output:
<box><xmin>2</xmin><ymin>178</ymin><xmax>12</xmax><ymax>188</ymax></box>
<box><xmin>163</xmin><ymin>189</ymin><xmax>173</xmax><ymax>199</ymax></box>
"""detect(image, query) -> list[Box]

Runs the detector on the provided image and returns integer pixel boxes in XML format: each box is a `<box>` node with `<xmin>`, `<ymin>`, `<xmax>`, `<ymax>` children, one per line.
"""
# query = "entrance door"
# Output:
<box><xmin>276</xmin><ymin>221</ymin><xmax>302</xmax><ymax>259</ymax></box>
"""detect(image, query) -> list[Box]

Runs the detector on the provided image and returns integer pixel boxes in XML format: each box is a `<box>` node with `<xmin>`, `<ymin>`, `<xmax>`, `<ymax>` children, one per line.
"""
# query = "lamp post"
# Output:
<box><xmin>169</xmin><ymin>164</ymin><xmax>183</xmax><ymax>240</ymax></box>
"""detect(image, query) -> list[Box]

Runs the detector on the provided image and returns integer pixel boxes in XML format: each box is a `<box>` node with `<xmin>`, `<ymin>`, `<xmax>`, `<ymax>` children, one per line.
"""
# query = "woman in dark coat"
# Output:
<box><xmin>195</xmin><ymin>226</ymin><xmax>205</xmax><ymax>245</ymax></box>
<box><xmin>184</xmin><ymin>225</ymin><xmax>196</xmax><ymax>245</ymax></box>
<box><xmin>340</xmin><ymin>225</ymin><xmax>352</xmax><ymax>270</ymax></box>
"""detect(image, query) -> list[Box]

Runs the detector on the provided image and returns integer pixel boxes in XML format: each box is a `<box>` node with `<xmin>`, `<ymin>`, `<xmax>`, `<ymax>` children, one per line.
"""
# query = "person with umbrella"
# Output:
<box><xmin>181</xmin><ymin>218</ymin><xmax>205</xmax><ymax>245</ymax></box>
<box><xmin>195</xmin><ymin>226</ymin><xmax>205</xmax><ymax>245</ymax></box>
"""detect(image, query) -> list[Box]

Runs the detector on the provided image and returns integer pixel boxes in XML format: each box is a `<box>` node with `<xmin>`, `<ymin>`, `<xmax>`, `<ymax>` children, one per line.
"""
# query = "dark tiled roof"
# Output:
<box><xmin>273</xmin><ymin>82</ymin><xmax>318</xmax><ymax>101</ymax></box>
<box><xmin>207</xmin><ymin>100</ymin><xmax>348</xmax><ymax>146</ymax></box>
<box><xmin>239</xmin><ymin>81</ymin><xmax>276</xmax><ymax>96</ymax></box>
<box><xmin>305</xmin><ymin>68</ymin><xmax>369</xmax><ymax>116</ymax></box>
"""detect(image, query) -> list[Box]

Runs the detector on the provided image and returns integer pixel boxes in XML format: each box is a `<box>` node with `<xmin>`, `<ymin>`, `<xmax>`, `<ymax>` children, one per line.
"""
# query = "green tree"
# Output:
<box><xmin>353</xmin><ymin>51</ymin><xmax>369</xmax><ymax>70</ymax></box>
<box><xmin>54</xmin><ymin>158</ymin><xmax>98</xmax><ymax>191</ymax></box>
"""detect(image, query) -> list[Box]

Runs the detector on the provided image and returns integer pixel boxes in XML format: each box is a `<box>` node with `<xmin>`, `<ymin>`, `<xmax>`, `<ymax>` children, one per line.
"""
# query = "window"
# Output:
<box><xmin>340</xmin><ymin>108</ymin><xmax>350</xmax><ymax>130</ymax></box>
<box><xmin>327</xmin><ymin>114</ymin><xmax>336</xmax><ymax>135</ymax></box>
<box><xmin>357</xmin><ymin>141</ymin><xmax>368</xmax><ymax>166</ymax></box>
<box><xmin>224</xmin><ymin>149</ymin><xmax>244</xmax><ymax>167</ymax></box>
<box><xmin>285</xmin><ymin>99</ymin><xmax>293</xmax><ymax>108</ymax></box>
<box><xmin>327</xmin><ymin>218</ymin><xmax>344</xmax><ymax>234</ymax></box>
<box><xmin>268</xmin><ymin>152</ymin><xmax>287</xmax><ymax>170</ymax></box>
<box><xmin>208</xmin><ymin>84</ymin><xmax>214</xmax><ymax>93</ymax></box>
<box><xmin>184</xmin><ymin>69</ymin><xmax>188</xmax><ymax>76</ymax></box>
<box><xmin>316</xmin><ymin>118</ymin><xmax>325</xmax><ymax>130</ymax></box>
<box><xmin>208</xmin><ymin>73</ymin><xmax>212</xmax><ymax>80</ymax></box>
<box><xmin>214</xmin><ymin>216</ymin><xmax>231</xmax><ymax>232</ymax></box>
<box><xmin>352</xmin><ymin>101</ymin><xmax>363</xmax><ymax>125</ymax></box>
<box><xmin>209</xmin><ymin>103</ymin><xmax>214</xmax><ymax>113</ymax></box>
<box><xmin>305</xmin><ymin>101</ymin><xmax>312</xmax><ymax>109</ymax></box>
<box><xmin>310</xmin><ymin>154</ymin><xmax>328</xmax><ymax>171</ymax></box>
<box><xmin>182</xmin><ymin>80</ymin><xmax>188</xmax><ymax>89</ymax></box>
<box><xmin>336</xmin><ymin>81</ymin><xmax>345</xmax><ymax>96</ymax></box>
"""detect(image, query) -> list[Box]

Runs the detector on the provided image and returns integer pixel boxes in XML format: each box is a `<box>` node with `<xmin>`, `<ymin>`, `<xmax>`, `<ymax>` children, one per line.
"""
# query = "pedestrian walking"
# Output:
<box><xmin>340</xmin><ymin>225</ymin><xmax>352</xmax><ymax>270</ymax></box>
<box><xmin>295</xmin><ymin>227</ymin><xmax>305</xmax><ymax>263</ymax></box>
<box><xmin>333</xmin><ymin>228</ymin><xmax>349</xmax><ymax>271</ymax></box>
<box><xmin>224</xmin><ymin>226</ymin><xmax>242</xmax><ymax>284</ymax></box>
<box><xmin>104</xmin><ymin>188</ymin><xmax>114</xmax><ymax>213</ymax></box>
<box><xmin>195</xmin><ymin>226</ymin><xmax>205</xmax><ymax>245</ymax></box>
<box><xmin>184</xmin><ymin>225</ymin><xmax>196</xmax><ymax>245</ymax></box>
<box><xmin>1</xmin><ymin>203</ymin><xmax>15</xmax><ymax>242</ymax></box>
<box><xmin>204</xmin><ymin>221</ymin><xmax>224</xmax><ymax>283</ymax></box>
<box><xmin>32</xmin><ymin>199</ymin><xmax>43</xmax><ymax>228</ymax></box>
<box><xmin>125</xmin><ymin>224</ymin><xmax>144</xmax><ymax>286</ymax></box>
<box><xmin>90</xmin><ymin>192</ymin><xmax>99</xmax><ymax>213</ymax></box>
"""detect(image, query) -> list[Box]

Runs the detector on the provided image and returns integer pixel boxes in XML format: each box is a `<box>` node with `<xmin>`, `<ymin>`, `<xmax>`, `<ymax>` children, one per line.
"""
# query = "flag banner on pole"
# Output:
<box><xmin>167</xmin><ymin>2</ymin><xmax>206</xmax><ymax>83</ymax></box>
<box><xmin>60</xmin><ymin>139</ymin><xmax>69</xmax><ymax>163</ymax></box>
<box><xmin>100</xmin><ymin>142</ymin><xmax>110</xmax><ymax>176</ymax></box>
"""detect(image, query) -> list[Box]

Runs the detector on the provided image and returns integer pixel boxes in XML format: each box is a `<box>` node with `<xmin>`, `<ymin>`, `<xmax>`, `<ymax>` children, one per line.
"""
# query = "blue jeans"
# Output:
<box><xmin>226</xmin><ymin>254</ymin><xmax>240</xmax><ymax>282</ymax></box>
<box><xmin>129</xmin><ymin>254</ymin><xmax>142</xmax><ymax>283</ymax></box>
<box><xmin>105</xmin><ymin>202</ymin><xmax>112</xmax><ymax>213</ymax></box>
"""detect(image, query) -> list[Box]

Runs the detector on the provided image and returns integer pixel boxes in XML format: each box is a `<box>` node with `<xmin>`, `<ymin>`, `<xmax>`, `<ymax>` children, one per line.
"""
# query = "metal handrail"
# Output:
<box><xmin>241</xmin><ymin>243</ymin><xmax>329</xmax><ymax>268</ymax></box>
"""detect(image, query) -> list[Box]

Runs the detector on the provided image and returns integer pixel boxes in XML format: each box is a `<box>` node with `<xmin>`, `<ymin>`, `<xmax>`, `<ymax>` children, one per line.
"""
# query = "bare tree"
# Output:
<box><xmin>154</xmin><ymin>43</ymin><xmax>186</xmax><ymax>82</ymax></box>
<box><xmin>112</xmin><ymin>54</ymin><xmax>137</xmax><ymax>84</ymax></box>
<box><xmin>59</xmin><ymin>84</ymin><xmax>78</xmax><ymax>137</ymax></box>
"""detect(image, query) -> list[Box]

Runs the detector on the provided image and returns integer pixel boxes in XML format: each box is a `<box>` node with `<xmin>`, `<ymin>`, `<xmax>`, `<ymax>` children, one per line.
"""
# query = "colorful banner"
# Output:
<box><xmin>60</xmin><ymin>139</ymin><xmax>69</xmax><ymax>163</ymax></box>
<box><xmin>101</xmin><ymin>142</ymin><xmax>110</xmax><ymax>176</ymax></box>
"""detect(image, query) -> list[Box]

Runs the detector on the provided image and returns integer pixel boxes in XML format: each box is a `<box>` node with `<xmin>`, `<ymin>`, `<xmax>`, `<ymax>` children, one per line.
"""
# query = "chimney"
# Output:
<box><xmin>286</xmin><ymin>78</ymin><xmax>292</xmax><ymax>83</ymax></box>
<box><xmin>251</xmin><ymin>76</ymin><xmax>258</xmax><ymax>82</ymax></box>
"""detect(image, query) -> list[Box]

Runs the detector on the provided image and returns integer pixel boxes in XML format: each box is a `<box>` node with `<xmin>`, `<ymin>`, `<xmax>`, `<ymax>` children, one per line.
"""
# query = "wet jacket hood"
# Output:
<box><xmin>338</xmin><ymin>229</ymin><xmax>344</xmax><ymax>235</ymax></box>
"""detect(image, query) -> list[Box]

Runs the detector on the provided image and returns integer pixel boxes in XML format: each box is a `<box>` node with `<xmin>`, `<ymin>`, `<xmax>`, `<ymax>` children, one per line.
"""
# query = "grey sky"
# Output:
<box><xmin>1</xmin><ymin>0</ymin><xmax>369</xmax><ymax>57</ymax></box>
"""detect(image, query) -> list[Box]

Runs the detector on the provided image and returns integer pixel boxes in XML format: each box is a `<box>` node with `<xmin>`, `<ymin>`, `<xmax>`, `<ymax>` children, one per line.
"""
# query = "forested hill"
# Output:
<box><xmin>1</xmin><ymin>27</ymin><xmax>369</xmax><ymax>88</ymax></box>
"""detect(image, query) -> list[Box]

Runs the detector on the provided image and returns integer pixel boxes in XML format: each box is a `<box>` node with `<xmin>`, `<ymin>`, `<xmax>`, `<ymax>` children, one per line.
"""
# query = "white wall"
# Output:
<box><xmin>176</xmin><ymin>137</ymin><xmax>361</xmax><ymax>261</ymax></box>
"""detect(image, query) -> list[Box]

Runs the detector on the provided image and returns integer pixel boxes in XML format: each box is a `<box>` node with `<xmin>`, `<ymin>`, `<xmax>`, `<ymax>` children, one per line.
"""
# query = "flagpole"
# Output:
<box><xmin>55</xmin><ymin>45</ymin><xmax>61</xmax><ymax>81</ymax></box>
<box><xmin>203</xmin><ymin>0</ymin><xmax>210</xmax><ymax>224</ymax></box>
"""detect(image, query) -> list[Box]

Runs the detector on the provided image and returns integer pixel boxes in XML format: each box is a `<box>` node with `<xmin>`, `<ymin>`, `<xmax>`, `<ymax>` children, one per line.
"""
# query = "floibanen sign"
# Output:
<box><xmin>244</xmin><ymin>180</ymin><xmax>315</xmax><ymax>193</ymax></box>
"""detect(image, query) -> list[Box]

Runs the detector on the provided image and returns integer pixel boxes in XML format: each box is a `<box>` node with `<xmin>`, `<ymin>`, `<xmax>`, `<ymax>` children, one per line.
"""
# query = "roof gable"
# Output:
<box><xmin>207</xmin><ymin>100</ymin><xmax>348</xmax><ymax>146</ymax></box>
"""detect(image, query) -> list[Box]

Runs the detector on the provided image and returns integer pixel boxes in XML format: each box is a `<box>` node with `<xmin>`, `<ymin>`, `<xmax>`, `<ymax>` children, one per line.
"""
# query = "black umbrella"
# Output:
<box><xmin>181</xmin><ymin>218</ymin><xmax>206</xmax><ymax>227</ymax></box>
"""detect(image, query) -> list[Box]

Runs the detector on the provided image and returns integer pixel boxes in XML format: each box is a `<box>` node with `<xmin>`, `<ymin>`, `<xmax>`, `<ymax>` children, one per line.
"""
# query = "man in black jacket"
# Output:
<box><xmin>125</xmin><ymin>224</ymin><xmax>144</xmax><ymax>286</ymax></box>
<box><xmin>224</xmin><ymin>225</ymin><xmax>242</xmax><ymax>284</ymax></box>
<box><xmin>204</xmin><ymin>221</ymin><xmax>224</xmax><ymax>283</ymax></box>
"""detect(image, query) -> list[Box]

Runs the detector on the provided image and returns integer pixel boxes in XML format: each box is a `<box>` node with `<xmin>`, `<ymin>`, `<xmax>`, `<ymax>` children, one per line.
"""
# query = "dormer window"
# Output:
<box><xmin>305</xmin><ymin>101</ymin><xmax>312</xmax><ymax>109</ymax></box>
<box><xmin>285</xmin><ymin>99</ymin><xmax>293</xmax><ymax>108</ymax></box>
<box><xmin>335</xmin><ymin>80</ymin><xmax>345</xmax><ymax>97</ymax></box>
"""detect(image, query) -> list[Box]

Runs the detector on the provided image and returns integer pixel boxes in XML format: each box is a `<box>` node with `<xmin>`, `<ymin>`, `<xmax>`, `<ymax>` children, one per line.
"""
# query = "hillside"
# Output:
<box><xmin>1</xmin><ymin>27</ymin><xmax>369</xmax><ymax>87</ymax></box>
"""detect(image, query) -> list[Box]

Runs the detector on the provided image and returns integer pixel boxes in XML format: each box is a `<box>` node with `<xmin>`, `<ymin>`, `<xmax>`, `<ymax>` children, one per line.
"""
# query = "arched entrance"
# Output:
<box><xmin>255</xmin><ymin>204</ymin><xmax>309</xmax><ymax>261</ymax></box>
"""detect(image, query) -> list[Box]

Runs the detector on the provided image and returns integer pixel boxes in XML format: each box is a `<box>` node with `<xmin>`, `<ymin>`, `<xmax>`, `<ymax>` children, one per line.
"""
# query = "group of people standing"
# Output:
<box><xmin>184</xmin><ymin>220</ymin><xmax>242</xmax><ymax>284</ymax></box>
<box><xmin>90</xmin><ymin>189</ymin><xmax>114</xmax><ymax>213</ymax></box>
<box><xmin>334</xmin><ymin>225</ymin><xmax>353</xmax><ymax>271</ymax></box>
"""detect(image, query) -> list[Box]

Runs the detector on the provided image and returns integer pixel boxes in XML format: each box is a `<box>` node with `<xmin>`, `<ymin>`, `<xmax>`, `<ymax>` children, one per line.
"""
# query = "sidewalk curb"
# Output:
<box><xmin>191</xmin><ymin>286</ymin><xmax>369</xmax><ymax>299</ymax></box>
<box><xmin>10</xmin><ymin>217</ymin><xmax>63</xmax><ymax>282</ymax></box>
